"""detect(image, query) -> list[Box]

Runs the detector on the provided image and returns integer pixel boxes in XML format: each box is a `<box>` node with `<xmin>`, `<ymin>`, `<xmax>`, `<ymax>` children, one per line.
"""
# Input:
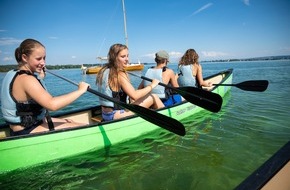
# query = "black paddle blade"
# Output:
<box><xmin>123</xmin><ymin>104</ymin><xmax>186</xmax><ymax>136</ymax></box>
<box><xmin>138</xmin><ymin>74</ymin><xmax>222</xmax><ymax>112</ymax></box>
<box><xmin>87</xmin><ymin>88</ymin><xmax>185</xmax><ymax>136</ymax></box>
<box><xmin>236</xmin><ymin>80</ymin><xmax>269</xmax><ymax>92</ymax></box>
<box><xmin>177</xmin><ymin>86</ymin><xmax>223</xmax><ymax>113</ymax></box>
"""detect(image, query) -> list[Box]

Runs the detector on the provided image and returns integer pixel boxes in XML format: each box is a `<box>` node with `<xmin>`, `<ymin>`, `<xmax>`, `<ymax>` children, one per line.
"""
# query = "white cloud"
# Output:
<box><xmin>201</xmin><ymin>51</ymin><xmax>228</xmax><ymax>57</ymax></box>
<box><xmin>49</xmin><ymin>36</ymin><xmax>58</xmax><ymax>40</ymax></box>
<box><xmin>0</xmin><ymin>38</ymin><xmax>22</xmax><ymax>46</ymax></box>
<box><xmin>71</xmin><ymin>56</ymin><xmax>76</xmax><ymax>59</ymax></box>
<box><xmin>143</xmin><ymin>51</ymin><xmax>183</xmax><ymax>59</ymax></box>
<box><xmin>243</xmin><ymin>0</ymin><xmax>250</xmax><ymax>6</ymax></box>
<box><xmin>279</xmin><ymin>46</ymin><xmax>290</xmax><ymax>54</ymax></box>
<box><xmin>143</xmin><ymin>53</ymin><xmax>155</xmax><ymax>59</ymax></box>
<box><xmin>3</xmin><ymin>56</ymin><xmax>13</xmax><ymax>62</ymax></box>
<box><xmin>169</xmin><ymin>51</ymin><xmax>183</xmax><ymax>58</ymax></box>
<box><xmin>191</xmin><ymin>3</ymin><xmax>213</xmax><ymax>16</ymax></box>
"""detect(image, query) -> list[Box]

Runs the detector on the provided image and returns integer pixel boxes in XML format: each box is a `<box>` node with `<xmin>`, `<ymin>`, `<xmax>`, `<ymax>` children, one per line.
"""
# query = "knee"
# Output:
<box><xmin>151</xmin><ymin>93</ymin><xmax>159</xmax><ymax>99</ymax></box>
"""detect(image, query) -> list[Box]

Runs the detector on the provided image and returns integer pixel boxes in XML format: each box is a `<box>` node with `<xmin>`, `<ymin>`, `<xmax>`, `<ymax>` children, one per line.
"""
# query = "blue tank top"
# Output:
<box><xmin>177</xmin><ymin>65</ymin><xmax>197</xmax><ymax>87</ymax></box>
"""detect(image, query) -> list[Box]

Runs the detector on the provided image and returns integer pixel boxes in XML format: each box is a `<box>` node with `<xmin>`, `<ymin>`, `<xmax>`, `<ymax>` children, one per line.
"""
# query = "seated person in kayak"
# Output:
<box><xmin>96</xmin><ymin>43</ymin><xmax>164</xmax><ymax>121</ymax></box>
<box><xmin>138</xmin><ymin>50</ymin><xmax>183</xmax><ymax>107</ymax></box>
<box><xmin>177</xmin><ymin>49</ymin><xmax>212</xmax><ymax>88</ymax></box>
<box><xmin>1</xmin><ymin>39</ymin><xmax>90</xmax><ymax>136</ymax></box>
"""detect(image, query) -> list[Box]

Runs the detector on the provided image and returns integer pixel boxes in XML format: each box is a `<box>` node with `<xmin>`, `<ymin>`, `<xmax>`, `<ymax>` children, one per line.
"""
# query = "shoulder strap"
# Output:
<box><xmin>17</xmin><ymin>70</ymin><xmax>34</xmax><ymax>76</ymax></box>
<box><xmin>45</xmin><ymin>110</ymin><xmax>55</xmax><ymax>131</ymax></box>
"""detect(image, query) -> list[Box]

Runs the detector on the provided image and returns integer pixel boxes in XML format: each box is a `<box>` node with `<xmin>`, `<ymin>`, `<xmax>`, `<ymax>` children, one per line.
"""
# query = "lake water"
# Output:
<box><xmin>0</xmin><ymin>60</ymin><xmax>290</xmax><ymax>189</ymax></box>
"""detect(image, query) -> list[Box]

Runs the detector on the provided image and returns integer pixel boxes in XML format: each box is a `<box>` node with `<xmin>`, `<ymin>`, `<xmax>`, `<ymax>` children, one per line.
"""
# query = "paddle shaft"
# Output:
<box><xmin>128</xmin><ymin>72</ymin><xmax>223</xmax><ymax>113</ymax></box>
<box><xmin>46</xmin><ymin>70</ymin><xmax>186</xmax><ymax>136</ymax></box>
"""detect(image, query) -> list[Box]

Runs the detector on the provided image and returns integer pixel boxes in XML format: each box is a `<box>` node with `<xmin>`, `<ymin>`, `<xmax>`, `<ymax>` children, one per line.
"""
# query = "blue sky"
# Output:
<box><xmin>0</xmin><ymin>0</ymin><xmax>290</xmax><ymax>65</ymax></box>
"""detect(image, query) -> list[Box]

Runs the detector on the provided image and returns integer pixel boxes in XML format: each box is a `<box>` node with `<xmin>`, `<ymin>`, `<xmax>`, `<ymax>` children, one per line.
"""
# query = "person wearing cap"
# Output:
<box><xmin>138</xmin><ymin>50</ymin><xmax>183</xmax><ymax>107</ymax></box>
<box><xmin>177</xmin><ymin>49</ymin><xmax>212</xmax><ymax>87</ymax></box>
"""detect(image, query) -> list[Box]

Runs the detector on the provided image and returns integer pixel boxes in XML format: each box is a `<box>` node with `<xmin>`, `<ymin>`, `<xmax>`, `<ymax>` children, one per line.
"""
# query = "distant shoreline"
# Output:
<box><xmin>0</xmin><ymin>55</ymin><xmax>289</xmax><ymax>72</ymax></box>
<box><xmin>201</xmin><ymin>55</ymin><xmax>290</xmax><ymax>63</ymax></box>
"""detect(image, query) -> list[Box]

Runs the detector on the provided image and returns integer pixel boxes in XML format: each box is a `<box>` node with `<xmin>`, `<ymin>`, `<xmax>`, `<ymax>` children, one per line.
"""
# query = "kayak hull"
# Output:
<box><xmin>0</xmin><ymin>69</ymin><xmax>233</xmax><ymax>173</ymax></box>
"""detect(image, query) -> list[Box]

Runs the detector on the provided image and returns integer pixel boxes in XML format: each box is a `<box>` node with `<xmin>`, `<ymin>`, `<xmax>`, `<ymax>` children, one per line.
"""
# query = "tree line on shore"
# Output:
<box><xmin>202</xmin><ymin>55</ymin><xmax>290</xmax><ymax>63</ymax></box>
<box><xmin>1</xmin><ymin>55</ymin><xmax>289</xmax><ymax>72</ymax></box>
<box><xmin>0</xmin><ymin>64</ymin><xmax>89</xmax><ymax>72</ymax></box>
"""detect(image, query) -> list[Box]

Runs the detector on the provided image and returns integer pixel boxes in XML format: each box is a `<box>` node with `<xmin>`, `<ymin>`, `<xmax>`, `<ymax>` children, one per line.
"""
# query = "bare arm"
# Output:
<box><xmin>137</xmin><ymin>80</ymin><xmax>145</xmax><ymax>89</ymax></box>
<box><xmin>168</xmin><ymin>69</ymin><xmax>179</xmax><ymax>88</ymax></box>
<box><xmin>23</xmin><ymin>75</ymin><xmax>89</xmax><ymax>111</ymax></box>
<box><xmin>118</xmin><ymin>72</ymin><xmax>158</xmax><ymax>101</ymax></box>
<box><xmin>196</xmin><ymin>65</ymin><xmax>211</xmax><ymax>87</ymax></box>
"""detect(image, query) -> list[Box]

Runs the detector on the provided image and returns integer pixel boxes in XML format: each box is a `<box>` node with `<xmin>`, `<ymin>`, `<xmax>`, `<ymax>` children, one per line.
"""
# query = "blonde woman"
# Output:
<box><xmin>96</xmin><ymin>44</ymin><xmax>164</xmax><ymax>121</ymax></box>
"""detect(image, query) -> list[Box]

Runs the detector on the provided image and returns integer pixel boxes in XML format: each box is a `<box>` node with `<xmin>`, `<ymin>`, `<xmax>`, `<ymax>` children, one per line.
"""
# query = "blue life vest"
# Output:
<box><xmin>97</xmin><ymin>68</ymin><xmax>127</xmax><ymax>109</ymax></box>
<box><xmin>1</xmin><ymin>70</ymin><xmax>46</xmax><ymax>127</ymax></box>
<box><xmin>144</xmin><ymin>67</ymin><xmax>166</xmax><ymax>98</ymax></box>
<box><xmin>178</xmin><ymin>65</ymin><xmax>197</xmax><ymax>87</ymax></box>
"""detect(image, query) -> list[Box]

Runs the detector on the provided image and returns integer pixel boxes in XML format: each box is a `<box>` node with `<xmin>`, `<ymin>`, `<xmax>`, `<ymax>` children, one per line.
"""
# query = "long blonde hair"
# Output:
<box><xmin>96</xmin><ymin>44</ymin><xmax>128</xmax><ymax>90</ymax></box>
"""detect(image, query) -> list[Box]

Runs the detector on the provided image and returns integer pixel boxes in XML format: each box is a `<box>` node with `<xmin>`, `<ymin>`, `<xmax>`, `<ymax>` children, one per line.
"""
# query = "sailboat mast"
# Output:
<box><xmin>122</xmin><ymin>0</ymin><xmax>129</xmax><ymax>48</ymax></box>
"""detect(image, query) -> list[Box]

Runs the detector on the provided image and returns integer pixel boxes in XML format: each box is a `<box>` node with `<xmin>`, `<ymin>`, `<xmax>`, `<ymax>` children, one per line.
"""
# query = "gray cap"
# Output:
<box><xmin>156</xmin><ymin>50</ymin><xmax>169</xmax><ymax>60</ymax></box>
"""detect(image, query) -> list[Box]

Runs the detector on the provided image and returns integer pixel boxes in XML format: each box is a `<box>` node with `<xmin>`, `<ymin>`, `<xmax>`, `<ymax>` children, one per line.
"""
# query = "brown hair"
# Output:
<box><xmin>155</xmin><ymin>57</ymin><xmax>167</xmax><ymax>65</ymax></box>
<box><xmin>178</xmin><ymin>49</ymin><xmax>199</xmax><ymax>66</ymax></box>
<box><xmin>15</xmin><ymin>39</ymin><xmax>45</xmax><ymax>65</ymax></box>
<box><xmin>96</xmin><ymin>44</ymin><xmax>128</xmax><ymax>89</ymax></box>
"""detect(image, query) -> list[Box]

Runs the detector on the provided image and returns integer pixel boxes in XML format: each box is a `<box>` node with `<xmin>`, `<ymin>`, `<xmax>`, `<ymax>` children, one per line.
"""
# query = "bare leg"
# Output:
<box><xmin>133</xmin><ymin>93</ymin><xmax>164</xmax><ymax>109</ymax></box>
<box><xmin>151</xmin><ymin>94</ymin><xmax>165</xmax><ymax>109</ymax></box>
<box><xmin>113</xmin><ymin>94</ymin><xmax>164</xmax><ymax>120</ymax></box>
<box><xmin>30</xmin><ymin>118</ymin><xmax>88</xmax><ymax>133</ymax></box>
<box><xmin>113</xmin><ymin>110</ymin><xmax>134</xmax><ymax>120</ymax></box>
